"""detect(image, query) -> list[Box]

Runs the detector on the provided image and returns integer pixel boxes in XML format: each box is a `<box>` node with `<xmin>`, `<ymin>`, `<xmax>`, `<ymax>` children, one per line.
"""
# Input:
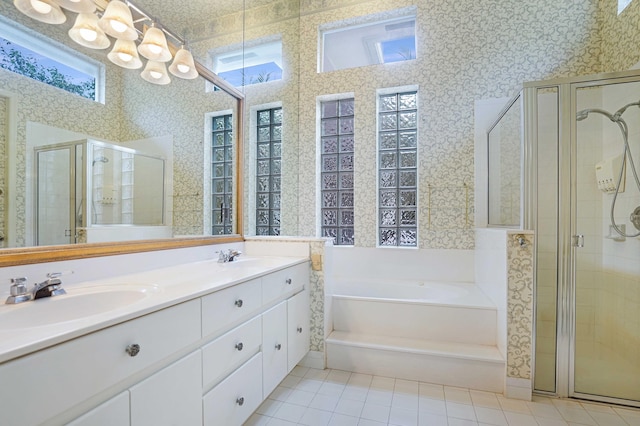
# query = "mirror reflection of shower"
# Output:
<box><xmin>91</xmin><ymin>155</ymin><xmax>110</xmax><ymax>224</ymax></box>
<box><xmin>576</xmin><ymin>100</ymin><xmax>640</xmax><ymax>237</ymax></box>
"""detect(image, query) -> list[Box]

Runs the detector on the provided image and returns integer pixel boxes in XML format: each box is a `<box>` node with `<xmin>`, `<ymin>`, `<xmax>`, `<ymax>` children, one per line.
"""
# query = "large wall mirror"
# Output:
<box><xmin>0</xmin><ymin>0</ymin><xmax>301</xmax><ymax>266</ymax></box>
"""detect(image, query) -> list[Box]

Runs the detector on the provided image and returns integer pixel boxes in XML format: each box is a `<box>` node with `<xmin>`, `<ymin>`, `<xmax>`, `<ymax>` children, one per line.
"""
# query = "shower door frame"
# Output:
<box><xmin>524</xmin><ymin>69</ymin><xmax>640</xmax><ymax>407</ymax></box>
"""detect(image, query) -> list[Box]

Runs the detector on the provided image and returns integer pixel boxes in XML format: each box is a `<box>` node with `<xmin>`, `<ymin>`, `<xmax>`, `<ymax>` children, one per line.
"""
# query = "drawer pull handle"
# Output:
<box><xmin>235</xmin><ymin>342</ymin><xmax>244</xmax><ymax>351</ymax></box>
<box><xmin>285</xmin><ymin>278</ymin><xmax>292</xmax><ymax>285</ymax></box>
<box><xmin>297</xmin><ymin>327</ymin><xmax>303</xmax><ymax>333</ymax></box>
<box><xmin>235</xmin><ymin>299</ymin><xmax>243</xmax><ymax>308</ymax></box>
<box><xmin>275</xmin><ymin>343</ymin><xmax>282</xmax><ymax>350</ymax></box>
<box><xmin>125</xmin><ymin>344</ymin><xmax>141</xmax><ymax>357</ymax></box>
<box><xmin>236</xmin><ymin>397</ymin><xmax>245</xmax><ymax>406</ymax></box>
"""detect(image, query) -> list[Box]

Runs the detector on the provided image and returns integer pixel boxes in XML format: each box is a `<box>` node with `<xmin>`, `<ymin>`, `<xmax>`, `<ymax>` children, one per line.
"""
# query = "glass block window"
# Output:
<box><xmin>211</xmin><ymin>114</ymin><xmax>234</xmax><ymax>235</ymax></box>
<box><xmin>256</xmin><ymin>107</ymin><xmax>282</xmax><ymax>235</ymax></box>
<box><xmin>378</xmin><ymin>91</ymin><xmax>418</xmax><ymax>247</ymax></box>
<box><xmin>320</xmin><ymin>98</ymin><xmax>355</xmax><ymax>245</ymax></box>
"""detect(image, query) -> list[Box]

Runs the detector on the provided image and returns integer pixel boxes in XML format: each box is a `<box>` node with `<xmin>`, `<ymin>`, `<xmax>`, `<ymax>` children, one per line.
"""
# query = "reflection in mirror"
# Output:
<box><xmin>0</xmin><ymin>0</ymin><xmax>245</xmax><ymax>255</ymax></box>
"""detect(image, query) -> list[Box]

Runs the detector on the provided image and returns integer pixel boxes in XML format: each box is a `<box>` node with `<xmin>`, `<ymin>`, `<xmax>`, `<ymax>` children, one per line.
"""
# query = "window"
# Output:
<box><xmin>213</xmin><ymin>39</ymin><xmax>282</xmax><ymax>87</ymax></box>
<box><xmin>0</xmin><ymin>17</ymin><xmax>104</xmax><ymax>102</ymax></box>
<box><xmin>211</xmin><ymin>114</ymin><xmax>234</xmax><ymax>235</ymax></box>
<box><xmin>320</xmin><ymin>97</ymin><xmax>355</xmax><ymax>245</ymax></box>
<box><xmin>619</xmin><ymin>0</ymin><xmax>633</xmax><ymax>14</ymax></box>
<box><xmin>378</xmin><ymin>90</ymin><xmax>418</xmax><ymax>247</ymax></box>
<box><xmin>320</xmin><ymin>13</ymin><xmax>416</xmax><ymax>73</ymax></box>
<box><xmin>256</xmin><ymin>107</ymin><xmax>282</xmax><ymax>235</ymax></box>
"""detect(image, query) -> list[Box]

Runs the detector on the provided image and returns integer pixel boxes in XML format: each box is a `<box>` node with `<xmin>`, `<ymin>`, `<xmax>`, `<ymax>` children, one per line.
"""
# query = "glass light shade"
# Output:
<box><xmin>98</xmin><ymin>0</ymin><xmax>137</xmax><ymax>40</ymax></box>
<box><xmin>141</xmin><ymin>60</ymin><xmax>170</xmax><ymax>85</ymax></box>
<box><xmin>137</xmin><ymin>26</ymin><xmax>172</xmax><ymax>62</ymax></box>
<box><xmin>14</xmin><ymin>0</ymin><xmax>66</xmax><ymax>24</ymax></box>
<box><xmin>69</xmin><ymin>13</ymin><xmax>110</xmax><ymax>49</ymax></box>
<box><xmin>168</xmin><ymin>47</ymin><xmax>198</xmax><ymax>79</ymax></box>
<box><xmin>107</xmin><ymin>39</ymin><xmax>143</xmax><ymax>69</ymax></box>
<box><xmin>55</xmin><ymin>0</ymin><xmax>96</xmax><ymax>13</ymax></box>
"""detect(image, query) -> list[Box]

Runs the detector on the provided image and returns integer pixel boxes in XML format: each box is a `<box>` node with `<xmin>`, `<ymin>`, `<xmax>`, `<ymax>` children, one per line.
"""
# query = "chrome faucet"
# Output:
<box><xmin>32</xmin><ymin>272</ymin><xmax>67</xmax><ymax>300</ymax></box>
<box><xmin>217</xmin><ymin>249</ymin><xmax>242</xmax><ymax>263</ymax></box>
<box><xmin>5</xmin><ymin>277</ymin><xmax>31</xmax><ymax>304</ymax></box>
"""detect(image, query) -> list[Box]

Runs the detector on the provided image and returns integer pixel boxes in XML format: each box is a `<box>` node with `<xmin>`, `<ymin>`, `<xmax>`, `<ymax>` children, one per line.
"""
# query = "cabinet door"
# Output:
<box><xmin>262</xmin><ymin>301</ymin><xmax>287</xmax><ymax>397</ymax></box>
<box><xmin>287</xmin><ymin>289</ymin><xmax>310</xmax><ymax>372</ymax></box>
<box><xmin>130</xmin><ymin>350</ymin><xmax>202</xmax><ymax>426</ymax></box>
<box><xmin>67</xmin><ymin>391</ymin><xmax>130</xmax><ymax>426</ymax></box>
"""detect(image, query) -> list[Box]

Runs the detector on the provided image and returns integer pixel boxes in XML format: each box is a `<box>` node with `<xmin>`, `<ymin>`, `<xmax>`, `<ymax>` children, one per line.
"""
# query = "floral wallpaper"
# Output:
<box><xmin>507</xmin><ymin>232</ymin><xmax>534</xmax><ymax>380</ymax></box>
<box><xmin>600</xmin><ymin>0</ymin><xmax>640</xmax><ymax>71</ymax></box>
<box><xmin>294</xmin><ymin>0</ymin><xmax>602</xmax><ymax>249</ymax></box>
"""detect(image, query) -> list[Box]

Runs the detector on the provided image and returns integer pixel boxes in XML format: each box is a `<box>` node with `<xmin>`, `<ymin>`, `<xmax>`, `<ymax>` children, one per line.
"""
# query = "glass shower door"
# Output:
<box><xmin>573</xmin><ymin>81</ymin><xmax>640</xmax><ymax>404</ymax></box>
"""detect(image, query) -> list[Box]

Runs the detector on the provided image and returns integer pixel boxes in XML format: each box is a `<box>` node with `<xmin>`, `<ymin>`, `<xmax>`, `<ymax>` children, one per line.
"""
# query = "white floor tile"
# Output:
<box><xmin>447</xmin><ymin>401</ymin><xmax>477</xmax><ymax>421</ymax></box>
<box><xmin>419</xmin><ymin>383</ymin><xmax>445</xmax><ymax>400</ymax></box>
<box><xmin>318</xmin><ymin>382</ymin><xmax>347</xmax><ymax>397</ymax></box>
<box><xmin>326</xmin><ymin>370</ymin><xmax>352</xmax><ymax>384</ymax></box>
<box><xmin>588</xmin><ymin>410</ymin><xmax>628</xmax><ymax>426</ymax></box>
<box><xmin>328</xmin><ymin>413</ymin><xmax>360</xmax><ymax>426</ymax></box>
<box><xmin>474</xmin><ymin>406</ymin><xmax>508</xmax><ymax>426</ymax></box>
<box><xmin>395</xmin><ymin>379</ymin><xmax>420</xmax><ymax>395</ymax></box>
<box><xmin>341</xmin><ymin>386</ymin><xmax>369</xmax><ymax>402</ymax></box>
<box><xmin>392</xmin><ymin>393</ymin><xmax>419</xmax><ymax>410</ymax></box>
<box><xmin>502</xmin><ymin>411</ymin><xmax>539</xmax><ymax>426</ymax></box>
<box><xmin>348</xmin><ymin>373</ymin><xmax>373</xmax><ymax>387</ymax></box>
<box><xmin>366</xmin><ymin>389</ymin><xmax>393</xmax><ymax>406</ymax></box>
<box><xmin>470</xmin><ymin>391</ymin><xmax>502</xmax><ymax>409</ymax></box>
<box><xmin>286</xmin><ymin>389</ymin><xmax>316</xmax><ymax>407</ymax></box>
<box><xmin>526</xmin><ymin>401</ymin><xmax>563</xmax><ymax>419</ymax></box>
<box><xmin>299</xmin><ymin>407</ymin><xmax>334</xmax><ymax>426</ymax></box>
<box><xmin>447</xmin><ymin>418</ymin><xmax>479</xmax><ymax>426</ymax></box>
<box><xmin>534</xmin><ymin>418</ymin><xmax>569</xmax><ymax>426</ymax></box>
<box><xmin>310</xmin><ymin>394</ymin><xmax>340</xmax><ymax>412</ymax></box>
<box><xmin>418</xmin><ymin>397</ymin><xmax>447</xmax><ymax>416</ymax></box>
<box><xmin>269</xmin><ymin>386</ymin><xmax>294</xmax><ymax>402</ymax></box>
<box><xmin>498</xmin><ymin>397</ymin><xmax>532</xmax><ymax>414</ymax></box>
<box><xmin>418</xmin><ymin>411</ymin><xmax>448</xmax><ymax>426</ymax></box>
<box><xmin>334</xmin><ymin>399</ymin><xmax>365</xmax><ymax>418</ymax></box>
<box><xmin>257</xmin><ymin>399</ymin><xmax>283</xmax><ymax>416</ymax></box>
<box><xmin>305</xmin><ymin>369</ymin><xmax>331</xmax><ymax>381</ymax></box>
<box><xmin>245</xmin><ymin>413</ymin><xmax>271</xmax><ymax>426</ymax></box>
<box><xmin>445</xmin><ymin>387</ymin><xmax>473</xmax><ymax>404</ymax></box>
<box><xmin>357</xmin><ymin>419</ymin><xmax>386</xmax><ymax>426</ymax></box>
<box><xmin>389</xmin><ymin>406</ymin><xmax>418</xmax><ymax>426</ymax></box>
<box><xmin>296</xmin><ymin>379</ymin><xmax>325</xmax><ymax>393</ymax></box>
<box><xmin>273</xmin><ymin>401</ymin><xmax>307</xmax><ymax>423</ymax></box>
<box><xmin>267</xmin><ymin>418</ymin><xmax>298</xmax><ymax>426</ymax></box>
<box><xmin>613</xmin><ymin>407</ymin><xmax>640</xmax><ymax>426</ymax></box>
<box><xmin>360</xmin><ymin>402</ymin><xmax>391</xmax><ymax>423</ymax></box>
<box><xmin>370</xmin><ymin>376</ymin><xmax>395</xmax><ymax>391</ymax></box>
<box><xmin>280</xmin><ymin>375</ymin><xmax>303</xmax><ymax>388</ymax></box>
<box><xmin>290</xmin><ymin>366</ymin><xmax>311</xmax><ymax>377</ymax></box>
<box><xmin>555</xmin><ymin>406</ymin><xmax>596</xmax><ymax>425</ymax></box>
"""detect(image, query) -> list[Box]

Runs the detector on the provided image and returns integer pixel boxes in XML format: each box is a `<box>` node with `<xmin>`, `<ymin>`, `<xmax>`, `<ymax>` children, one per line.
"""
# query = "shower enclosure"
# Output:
<box><xmin>35</xmin><ymin>140</ymin><xmax>165</xmax><ymax>246</ymax></box>
<box><xmin>488</xmin><ymin>70</ymin><xmax>640</xmax><ymax>406</ymax></box>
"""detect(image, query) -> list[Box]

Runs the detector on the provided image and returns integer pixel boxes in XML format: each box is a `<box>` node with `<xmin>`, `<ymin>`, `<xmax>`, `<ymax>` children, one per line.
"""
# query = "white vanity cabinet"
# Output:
<box><xmin>67</xmin><ymin>392</ymin><xmax>130</xmax><ymax>426</ymax></box>
<box><xmin>0</xmin><ymin>259</ymin><xmax>311</xmax><ymax>426</ymax></box>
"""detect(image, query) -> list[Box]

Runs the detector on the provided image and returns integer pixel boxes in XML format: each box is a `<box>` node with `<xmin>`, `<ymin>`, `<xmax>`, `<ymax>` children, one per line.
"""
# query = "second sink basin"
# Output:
<box><xmin>0</xmin><ymin>285</ymin><xmax>159</xmax><ymax>330</ymax></box>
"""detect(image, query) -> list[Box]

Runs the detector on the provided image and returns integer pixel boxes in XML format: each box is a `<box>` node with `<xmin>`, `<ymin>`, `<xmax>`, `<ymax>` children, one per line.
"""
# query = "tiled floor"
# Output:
<box><xmin>244</xmin><ymin>367</ymin><xmax>640</xmax><ymax>426</ymax></box>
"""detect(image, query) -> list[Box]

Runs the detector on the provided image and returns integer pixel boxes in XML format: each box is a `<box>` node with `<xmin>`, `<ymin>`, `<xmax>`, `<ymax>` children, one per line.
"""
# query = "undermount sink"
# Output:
<box><xmin>0</xmin><ymin>285</ymin><xmax>159</xmax><ymax>330</ymax></box>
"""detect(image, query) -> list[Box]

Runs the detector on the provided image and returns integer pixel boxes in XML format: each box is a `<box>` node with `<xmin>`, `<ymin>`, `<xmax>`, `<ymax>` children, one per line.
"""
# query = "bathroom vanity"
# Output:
<box><xmin>0</xmin><ymin>256</ymin><xmax>310</xmax><ymax>426</ymax></box>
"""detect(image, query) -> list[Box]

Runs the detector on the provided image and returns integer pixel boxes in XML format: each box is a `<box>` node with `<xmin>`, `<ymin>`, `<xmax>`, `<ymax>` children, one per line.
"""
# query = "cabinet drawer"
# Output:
<box><xmin>202</xmin><ymin>278</ymin><xmax>262</xmax><ymax>338</ymax></box>
<box><xmin>68</xmin><ymin>391</ymin><xmax>130</xmax><ymax>426</ymax></box>
<box><xmin>0</xmin><ymin>299</ymin><xmax>201</xmax><ymax>426</ymax></box>
<box><xmin>203</xmin><ymin>352</ymin><xmax>263</xmax><ymax>426</ymax></box>
<box><xmin>262</xmin><ymin>263</ymin><xmax>308</xmax><ymax>305</ymax></box>
<box><xmin>202</xmin><ymin>315</ymin><xmax>261</xmax><ymax>389</ymax></box>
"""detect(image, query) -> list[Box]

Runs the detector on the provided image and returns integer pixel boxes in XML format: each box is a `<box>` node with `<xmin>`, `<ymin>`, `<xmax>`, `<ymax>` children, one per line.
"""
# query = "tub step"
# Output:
<box><xmin>326</xmin><ymin>331</ymin><xmax>505</xmax><ymax>393</ymax></box>
<box><xmin>332</xmin><ymin>297</ymin><xmax>497</xmax><ymax>345</ymax></box>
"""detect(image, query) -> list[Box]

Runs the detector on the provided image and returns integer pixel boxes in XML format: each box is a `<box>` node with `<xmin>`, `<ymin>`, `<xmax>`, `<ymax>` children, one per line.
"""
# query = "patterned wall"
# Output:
<box><xmin>600</xmin><ymin>0</ymin><xmax>640</xmax><ymax>71</ymax></box>
<box><xmin>507</xmin><ymin>232</ymin><xmax>534</xmax><ymax>381</ymax></box>
<box><xmin>295</xmin><ymin>0</ymin><xmax>602</xmax><ymax>249</ymax></box>
<box><xmin>0</xmin><ymin>96</ymin><xmax>5</xmax><ymax>247</ymax></box>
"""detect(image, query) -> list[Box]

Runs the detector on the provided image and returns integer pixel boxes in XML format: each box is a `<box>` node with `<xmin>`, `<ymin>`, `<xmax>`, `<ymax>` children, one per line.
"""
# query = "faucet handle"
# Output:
<box><xmin>6</xmin><ymin>277</ymin><xmax>31</xmax><ymax>304</ymax></box>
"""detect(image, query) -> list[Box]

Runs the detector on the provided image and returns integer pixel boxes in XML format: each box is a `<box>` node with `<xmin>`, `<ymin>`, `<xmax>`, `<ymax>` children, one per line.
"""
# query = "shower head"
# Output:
<box><xmin>92</xmin><ymin>156</ymin><xmax>109</xmax><ymax>165</ymax></box>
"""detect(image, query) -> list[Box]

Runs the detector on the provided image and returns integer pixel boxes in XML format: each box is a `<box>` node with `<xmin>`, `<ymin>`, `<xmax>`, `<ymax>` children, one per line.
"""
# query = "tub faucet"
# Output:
<box><xmin>32</xmin><ymin>272</ymin><xmax>67</xmax><ymax>300</ymax></box>
<box><xmin>217</xmin><ymin>249</ymin><xmax>242</xmax><ymax>263</ymax></box>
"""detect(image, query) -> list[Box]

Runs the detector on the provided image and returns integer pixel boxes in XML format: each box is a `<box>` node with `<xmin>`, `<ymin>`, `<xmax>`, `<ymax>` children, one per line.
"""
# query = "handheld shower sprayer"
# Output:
<box><xmin>576</xmin><ymin>99</ymin><xmax>640</xmax><ymax>238</ymax></box>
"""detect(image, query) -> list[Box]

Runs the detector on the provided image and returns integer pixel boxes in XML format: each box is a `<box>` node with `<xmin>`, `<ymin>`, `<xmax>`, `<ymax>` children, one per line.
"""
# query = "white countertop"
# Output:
<box><xmin>0</xmin><ymin>255</ymin><xmax>308</xmax><ymax>364</ymax></box>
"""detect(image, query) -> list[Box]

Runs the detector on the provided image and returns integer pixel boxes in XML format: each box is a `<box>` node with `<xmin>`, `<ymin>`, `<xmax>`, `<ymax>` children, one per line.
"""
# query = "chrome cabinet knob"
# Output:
<box><xmin>297</xmin><ymin>327</ymin><xmax>303</xmax><ymax>333</ymax></box>
<box><xmin>235</xmin><ymin>342</ymin><xmax>244</xmax><ymax>351</ymax></box>
<box><xmin>126</xmin><ymin>344</ymin><xmax>141</xmax><ymax>357</ymax></box>
<box><xmin>285</xmin><ymin>278</ymin><xmax>292</xmax><ymax>285</ymax></box>
<box><xmin>275</xmin><ymin>343</ymin><xmax>282</xmax><ymax>350</ymax></box>
<box><xmin>236</xmin><ymin>397</ymin><xmax>244</xmax><ymax>406</ymax></box>
<box><xmin>235</xmin><ymin>299</ymin><xmax>243</xmax><ymax>307</ymax></box>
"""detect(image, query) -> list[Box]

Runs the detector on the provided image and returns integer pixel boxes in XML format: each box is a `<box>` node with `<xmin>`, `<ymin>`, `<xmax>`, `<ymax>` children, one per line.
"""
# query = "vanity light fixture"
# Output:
<box><xmin>169</xmin><ymin>46</ymin><xmax>198</xmax><ymax>79</ymax></box>
<box><xmin>13</xmin><ymin>0</ymin><xmax>66</xmax><ymax>24</ymax></box>
<box><xmin>138</xmin><ymin>24</ymin><xmax>171</xmax><ymax>62</ymax></box>
<box><xmin>98</xmin><ymin>0</ymin><xmax>137</xmax><ymax>40</ymax></box>
<box><xmin>140</xmin><ymin>59</ymin><xmax>170</xmax><ymax>85</ymax></box>
<box><xmin>107</xmin><ymin>38</ymin><xmax>142</xmax><ymax>69</ymax></box>
<box><xmin>69</xmin><ymin>12</ymin><xmax>110</xmax><ymax>49</ymax></box>
<box><xmin>55</xmin><ymin>0</ymin><xmax>96</xmax><ymax>14</ymax></box>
